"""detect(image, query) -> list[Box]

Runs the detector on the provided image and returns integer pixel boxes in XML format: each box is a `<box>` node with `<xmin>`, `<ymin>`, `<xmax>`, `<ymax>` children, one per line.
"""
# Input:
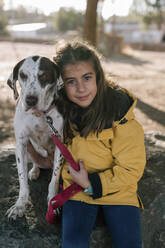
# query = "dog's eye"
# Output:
<box><xmin>38</xmin><ymin>74</ymin><xmax>47</xmax><ymax>82</ymax></box>
<box><xmin>20</xmin><ymin>72</ymin><xmax>28</xmax><ymax>81</ymax></box>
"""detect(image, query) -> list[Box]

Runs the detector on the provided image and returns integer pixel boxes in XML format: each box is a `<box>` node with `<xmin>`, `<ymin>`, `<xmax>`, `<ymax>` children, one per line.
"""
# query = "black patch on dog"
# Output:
<box><xmin>20</xmin><ymin>71</ymin><xmax>28</xmax><ymax>81</ymax></box>
<box><xmin>12</xmin><ymin>59</ymin><xmax>25</xmax><ymax>82</ymax></box>
<box><xmin>38</xmin><ymin>57</ymin><xmax>59</xmax><ymax>88</ymax></box>
<box><xmin>32</xmin><ymin>56</ymin><xmax>39</xmax><ymax>62</ymax></box>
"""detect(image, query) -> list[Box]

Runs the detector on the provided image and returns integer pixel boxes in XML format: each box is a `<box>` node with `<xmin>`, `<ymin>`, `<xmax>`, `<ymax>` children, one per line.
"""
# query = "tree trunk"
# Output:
<box><xmin>83</xmin><ymin>0</ymin><xmax>99</xmax><ymax>47</ymax></box>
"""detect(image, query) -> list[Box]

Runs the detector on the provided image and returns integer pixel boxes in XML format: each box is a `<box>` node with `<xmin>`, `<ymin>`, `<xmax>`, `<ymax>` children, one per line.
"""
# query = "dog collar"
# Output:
<box><xmin>32</xmin><ymin>105</ymin><xmax>56</xmax><ymax>117</ymax></box>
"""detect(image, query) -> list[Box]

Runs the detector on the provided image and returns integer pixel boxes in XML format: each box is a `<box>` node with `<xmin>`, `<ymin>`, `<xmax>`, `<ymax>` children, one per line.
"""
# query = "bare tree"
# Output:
<box><xmin>83</xmin><ymin>0</ymin><xmax>99</xmax><ymax>46</ymax></box>
<box><xmin>144</xmin><ymin>0</ymin><xmax>165</xmax><ymax>29</ymax></box>
<box><xmin>130</xmin><ymin>0</ymin><xmax>165</xmax><ymax>29</ymax></box>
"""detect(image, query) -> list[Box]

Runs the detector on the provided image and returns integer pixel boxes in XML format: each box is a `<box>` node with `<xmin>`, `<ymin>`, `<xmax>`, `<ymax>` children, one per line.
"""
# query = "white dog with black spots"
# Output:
<box><xmin>6</xmin><ymin>56</ymin><xmax>64</xmax><ymax>220</ymax></box>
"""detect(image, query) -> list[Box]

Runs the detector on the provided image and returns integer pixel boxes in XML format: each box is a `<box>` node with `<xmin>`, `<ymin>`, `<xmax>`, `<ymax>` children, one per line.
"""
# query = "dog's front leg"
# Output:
<box><xmin>47</xmin><ymin>147</ymin><xmax>63</xmax><ymax>204</ymax></box>
<box><xmin>7</xmin><ymin>140</ymin><xmax>29</xmax><ymax>220</ymax></box>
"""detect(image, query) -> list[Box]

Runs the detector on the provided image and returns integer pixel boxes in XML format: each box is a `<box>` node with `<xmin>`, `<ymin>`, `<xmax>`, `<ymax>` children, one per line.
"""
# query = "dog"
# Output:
<box><xmin>6</xmin><ymin>55</ymin><xmax>64</xmax><ymax>220</ymax></box>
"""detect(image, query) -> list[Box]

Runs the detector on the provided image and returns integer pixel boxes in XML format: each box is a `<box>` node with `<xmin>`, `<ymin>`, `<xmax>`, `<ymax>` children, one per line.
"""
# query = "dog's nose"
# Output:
<box><xmin>25</xmin><ymin>95</ymin><xmax>38</xmax><ymax>107</ymax></box>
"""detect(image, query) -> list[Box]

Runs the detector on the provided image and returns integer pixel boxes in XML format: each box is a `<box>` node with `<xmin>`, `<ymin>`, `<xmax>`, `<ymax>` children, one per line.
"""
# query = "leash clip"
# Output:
<box><xmin>46</xmin><ymin>116</ymin><xmax>59</xmax><ymax>137</ymax></box>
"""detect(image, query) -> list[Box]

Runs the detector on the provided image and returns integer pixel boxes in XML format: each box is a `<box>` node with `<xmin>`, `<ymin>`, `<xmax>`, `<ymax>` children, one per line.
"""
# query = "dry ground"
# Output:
<box><xmin>0</xmin><ymin>41</ymin><xmax>165</xmax><ymax>146</ymax></box>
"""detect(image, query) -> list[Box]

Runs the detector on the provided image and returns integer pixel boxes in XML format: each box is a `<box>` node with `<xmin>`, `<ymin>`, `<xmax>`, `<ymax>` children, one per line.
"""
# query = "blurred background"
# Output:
<box><xmin>0</xmin><ymin>0</ymin><xmax>165</xmax><ymax>146</ymax></box>
<box><xmin>1</xmin><ymin>0</ymin><xmax>165</xmax><ymax>50</ymax></box>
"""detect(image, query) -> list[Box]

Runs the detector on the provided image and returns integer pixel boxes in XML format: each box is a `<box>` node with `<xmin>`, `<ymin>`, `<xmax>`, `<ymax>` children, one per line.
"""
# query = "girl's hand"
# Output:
<box><xmin>68</xmin><ymin>159</ymin><xmax>90</xmax><ymax>189</ymax></box>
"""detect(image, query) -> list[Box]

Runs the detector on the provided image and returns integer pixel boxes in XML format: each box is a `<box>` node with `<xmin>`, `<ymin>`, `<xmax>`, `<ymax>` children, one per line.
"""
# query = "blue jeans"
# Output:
<box><xmin>62</xmin><ymin>200</ymin><xmax>142</xmax><ymax>248</ymax></box>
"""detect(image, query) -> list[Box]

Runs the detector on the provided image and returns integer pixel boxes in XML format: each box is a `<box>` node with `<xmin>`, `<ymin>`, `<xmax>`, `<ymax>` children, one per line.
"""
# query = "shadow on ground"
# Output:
<box><xmin>136</xmin><ymin>98</ymin><xmax>165</xmax><ymax>127</ymax></box>
<box><xmin>105</xmin><ymin>52</ymin><xmax>149</xmax><ymax>66</ymax></box>
<box><xmin>0</xmin><ymin>99</ymin><xmax>15</xmax><ymax>144</ymax></box>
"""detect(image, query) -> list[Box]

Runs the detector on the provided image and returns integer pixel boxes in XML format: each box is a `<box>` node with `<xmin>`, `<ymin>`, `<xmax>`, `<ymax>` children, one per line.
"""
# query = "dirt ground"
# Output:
<box><xmin>0</xmin><ymin>41</ymin><xmax>165</xmax><ymax>146</ymax></box>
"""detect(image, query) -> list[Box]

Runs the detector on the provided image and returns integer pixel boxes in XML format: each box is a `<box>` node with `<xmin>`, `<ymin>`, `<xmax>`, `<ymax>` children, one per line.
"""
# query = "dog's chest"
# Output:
<box><xmin>32</xmin><ymin>121</ymin><xmax>50</xmax><ymax>140</ymax></box>
<box><xmin>15</xmin><ymin>113</ymin><xmax>53</xmax><ymax>149</ymax></box>
<box><xmin>29</xmin><ymin>117</ymin><xmax>54</xmax><ymax>145</ymax></box>
<box><xmin>28</xmin><ymin>118</ymin><xmax>56</xmax><ymax>156</ymax></box>
<box><xmin>15</xmin><ymin>103</ymin><xmax>63</xmax><ymax>155</ymax></box>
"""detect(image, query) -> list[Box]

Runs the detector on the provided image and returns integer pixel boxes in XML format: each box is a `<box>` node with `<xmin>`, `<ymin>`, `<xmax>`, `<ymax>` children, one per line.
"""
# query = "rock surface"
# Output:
<box><xmin>0</xmin><ymin>131</ymin><xmax>165</xmax><ymax>248</ymax></box>
<box><xmin>140</xmin><ymin>131</ymin><xmax>165</xmax><ymax>248</ymax></box>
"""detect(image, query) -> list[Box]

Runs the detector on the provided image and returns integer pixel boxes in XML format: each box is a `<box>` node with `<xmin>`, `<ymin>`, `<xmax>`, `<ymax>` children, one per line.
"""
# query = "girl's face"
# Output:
<box><xmin>62</xmin><ymin>61</ymin><xmax>97</xmax><ymax>108</ymax></box>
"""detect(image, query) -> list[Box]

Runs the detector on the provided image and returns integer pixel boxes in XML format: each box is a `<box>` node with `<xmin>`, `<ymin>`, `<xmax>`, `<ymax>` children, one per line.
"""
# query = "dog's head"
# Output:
<box><xmin>7</xmin><ymin>56</ymin><xmax>63</xmax><ymax>112</ymax></box>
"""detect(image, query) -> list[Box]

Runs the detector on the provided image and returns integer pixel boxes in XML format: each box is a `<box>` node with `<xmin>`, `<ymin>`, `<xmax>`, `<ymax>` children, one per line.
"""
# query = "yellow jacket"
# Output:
<box><xmin>61</xmin><ymin>91</ymin><xmax>146</xmax><ymax>208</ymax></box>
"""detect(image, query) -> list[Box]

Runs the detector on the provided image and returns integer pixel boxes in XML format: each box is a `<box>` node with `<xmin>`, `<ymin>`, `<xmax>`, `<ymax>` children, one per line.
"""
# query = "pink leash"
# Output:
<box><xmin>46</xmin><ymin>183</ymin><xmax>82</xmax><ymax>224</ymax></box>
<box><xmin>45</xmin><ymin>116</ymin><xmax>82</xmax><ymax>224</ymax></box>
<box><xmin>51</xmin><ymin>134</ymin><xmax>79</xmax><ymax>171</ymax></box>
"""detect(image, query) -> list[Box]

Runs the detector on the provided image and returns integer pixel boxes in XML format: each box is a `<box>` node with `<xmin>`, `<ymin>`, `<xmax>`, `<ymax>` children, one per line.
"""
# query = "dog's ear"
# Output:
<box><xmin>7</xmin><ymin>59</ymin><xmax>25</xmax><ymax>100</ymax></box>
<box><xmin>52</xmin><ymin>62</ymin><xmax>60</xmax><ymax>78</ymax></box>
<box><xmin>53</xmin><ymin>62</ymin><xmax>64</xmax><ymax>96</ymax></box>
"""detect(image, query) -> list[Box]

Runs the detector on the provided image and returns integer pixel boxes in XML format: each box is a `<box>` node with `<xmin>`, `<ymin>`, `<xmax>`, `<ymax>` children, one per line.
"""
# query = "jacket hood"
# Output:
<box><xmin>113</xmin><ymin>88</ymin><xmax>137</xmax><ymax>127</ymax></box>
<box><xmin>71</xmin><ymin>88</ymin><xmax>137</xmax><ymax>140</ymax></box>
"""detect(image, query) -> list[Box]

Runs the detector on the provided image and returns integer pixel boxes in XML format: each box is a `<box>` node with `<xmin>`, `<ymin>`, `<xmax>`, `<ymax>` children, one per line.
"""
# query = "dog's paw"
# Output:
<box><xmin>6</xmin><ymin>204</ymin><xmax>26</xmax><ymax>220</ymax></box>
<box><xmin>47</xmin><ymin>184</ymin><xmax>57</xmax><ymax>206</ymax></box>
<box><xmin>28</xmin><ymin>167</ymin><xmax>40</xmax><ymax>180</ymax></box>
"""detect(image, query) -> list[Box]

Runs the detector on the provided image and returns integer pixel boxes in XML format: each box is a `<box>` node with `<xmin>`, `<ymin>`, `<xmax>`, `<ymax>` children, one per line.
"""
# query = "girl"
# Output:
<box><xmin>28</xmin><ymin>40</ymin><xmax>146</xmax><ymax>248</ymax></box>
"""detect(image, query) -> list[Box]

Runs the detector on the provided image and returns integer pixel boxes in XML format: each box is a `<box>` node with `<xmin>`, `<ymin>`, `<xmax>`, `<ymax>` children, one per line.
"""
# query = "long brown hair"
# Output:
<box><xmin>54</xmin><ymin>40</ymin><xmax>119</xmax><ymax>142</ymax></box>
